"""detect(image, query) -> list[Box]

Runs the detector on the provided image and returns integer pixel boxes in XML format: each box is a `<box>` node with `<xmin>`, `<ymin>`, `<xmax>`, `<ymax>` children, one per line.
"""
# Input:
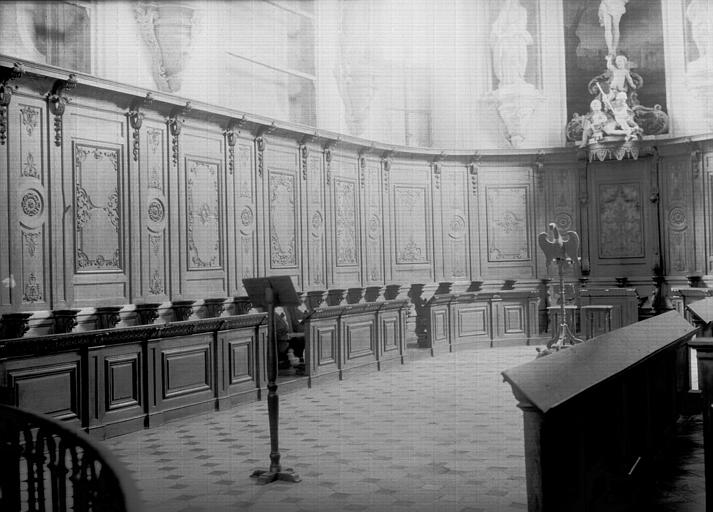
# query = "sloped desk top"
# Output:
<box><xmin>501</xmin><ymin>310</ymin><xmax>696</xmax><ymax>414</ymax></box>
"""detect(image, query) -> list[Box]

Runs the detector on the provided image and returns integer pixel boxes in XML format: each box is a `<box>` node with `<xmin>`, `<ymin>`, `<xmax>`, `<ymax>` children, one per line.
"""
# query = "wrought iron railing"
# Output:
<box><xmin>0</xmin><ymin>404</ymin><xmax>142</xmax><ymax>512</ymax></box>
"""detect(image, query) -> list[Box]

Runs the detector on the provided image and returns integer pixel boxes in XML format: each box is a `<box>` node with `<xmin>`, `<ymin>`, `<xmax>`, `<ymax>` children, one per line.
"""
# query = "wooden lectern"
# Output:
<box><xmin>243</xmin><ymin>276</ymin><xmax>302</xmax><ymax>485</ymax></box>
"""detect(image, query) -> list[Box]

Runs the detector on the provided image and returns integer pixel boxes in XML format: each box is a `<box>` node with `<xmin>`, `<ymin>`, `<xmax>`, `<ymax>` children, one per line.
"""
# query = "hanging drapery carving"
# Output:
<box><xmin>134</xmin><ymin>1</ymin><xmax>199</xmax><ymax>93</ymax></box>
<box><xmin>489</xmin><ymin>0</ymin><xmax>543</xmax><ymax>148</ymax></box>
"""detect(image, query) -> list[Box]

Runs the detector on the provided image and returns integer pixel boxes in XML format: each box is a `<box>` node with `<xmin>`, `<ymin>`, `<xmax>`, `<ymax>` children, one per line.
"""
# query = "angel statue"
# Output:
<box><xmin>537</xmin><ymin>223</ymin><xmax>583</xmax><ymax>355</ymax></box>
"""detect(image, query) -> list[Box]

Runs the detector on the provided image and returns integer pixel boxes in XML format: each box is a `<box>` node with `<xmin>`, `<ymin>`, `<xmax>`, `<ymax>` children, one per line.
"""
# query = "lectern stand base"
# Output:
<box><xmin>251</xmin><ymin>468</ymin><xmax>302</xmax><ymax>485</ymax></box>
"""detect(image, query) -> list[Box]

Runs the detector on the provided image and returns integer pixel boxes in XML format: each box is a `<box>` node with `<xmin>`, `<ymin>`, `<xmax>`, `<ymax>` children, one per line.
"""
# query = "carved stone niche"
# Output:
<box><xmin>202</xmin><ymin>298</ymin><xmax>226</xmax><ymax>318</ymax></box>
<box><xmin>134</xmin><ymin>303</ymin><xmax>161</xmax><ymax>325</ymax></box>
<box><xmin>53</xmin><ymin>309</ymin><xmax>80</xmax><ymax>334</ymax></box>
<box><xmin>171</xmin><ymin>300</ymin><xmax>195</xmax><ymax>321</ymax></box>
<box><xmin>95</xmin><ymin>306</ymin><xmax>122</xmax><ymax>330</ymax></box>
<box><xmin>0</xmin><ymin>312</ymin><xmax>32</xmax><ymax>339</ymax></box>
<box><xmin>134</xmin><ymin>1</ymin><xmax>199</xmax><ymax>93</ymax></box>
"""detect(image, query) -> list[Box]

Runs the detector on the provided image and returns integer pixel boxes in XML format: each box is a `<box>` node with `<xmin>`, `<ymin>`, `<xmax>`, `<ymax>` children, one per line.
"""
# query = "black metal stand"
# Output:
<box><xmin>244</xmin><ymin>279</ymin><xmax>301</xmax><ymax>485</ymax></box>
<box><xmin>547</xmin><ymin>257</ymin><xmax>583</xmax><ymax>350</ymax></box>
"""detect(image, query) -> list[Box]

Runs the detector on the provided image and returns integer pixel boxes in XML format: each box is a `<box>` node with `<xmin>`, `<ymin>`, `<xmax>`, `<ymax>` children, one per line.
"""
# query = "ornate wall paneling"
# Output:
<box><xmin>300</xmin><ymin>138</ymin><xmax>327</xmax><ymax>290</ymax></box>
<box><xmin>388</xmin><ymin>158</ymin><xmax>433</xmax><ymax>284</ymax></box>
<box><xmin>62</xmin><ymin>102</ymin><xmax>130</xmax><ymax>307</ymax></box>
<box><xmin>258</xmin><ymin>134</ymin><xmax>302</xmax><ymax>288</ymax></box>
<box><xmin>133</xmin><ymin>112</ymin><xmax>171</xmax><ymax>302</ymax></box>
<box><xmin>433</xmin><ymin>163</ymin><xmax>471</xmax><ymax>282</ymax></box>
<box><xmin>477</xmin><ymin>167</ymin><xmax>537</xmax><ymax>279</ymax></box>
<box><xmin>660</xmin><ymin>151</ymin><xmax>696</xmax><ymax>276</ymax></box>
<box><xmin>587</xmin><ymin>159</ymin><xmax>657</xmax><ymax>277</ymax></box>
<box><xmin>177</xmin><ymin>119</ymin><xmax>228</xmax><ymax>298</ymax></box>
<box><xmin>577</xmin><ymin>160</ymin><xmax>591</xmax><ymax>275</ymax></box>
<box><xmin>5</xmin><ymin>95</ymin><xmax>51</xmax><ymax>312</ymax></box>
<box><xmin>381</xmin><ymin>152</ymin><xmax>395</xmax><ymax>283</ymax></box>
<box><xmin>225</xmin><ymin>120</ymin><xmax>258</xmax><ymax>295</ymax></box>
<box><xmin>327</xmin><ymin>148</ymin><xmax>362</xmax><ymax>287</ymax></box>
<box><xmin>543</xmin><ymin>162</ymin><xmax>579</xmax><ymax>278</ymax></box>
<box><xmin>360</xmin><ymin>152</ymin><xmax>385</xmax><ymax>286</ymax></box>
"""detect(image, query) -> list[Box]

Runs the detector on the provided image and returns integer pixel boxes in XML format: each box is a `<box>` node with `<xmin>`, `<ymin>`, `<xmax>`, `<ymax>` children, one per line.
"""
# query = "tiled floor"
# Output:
<box><xmin>102</xmin><ymin>345</ymin><xmax>707</xmax><ymax>512</ymax></box>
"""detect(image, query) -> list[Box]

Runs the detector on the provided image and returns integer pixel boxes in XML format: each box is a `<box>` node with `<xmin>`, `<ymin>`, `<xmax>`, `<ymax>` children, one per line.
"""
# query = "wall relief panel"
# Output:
<box><xmin>394</xmin><ymin>186</ymin><xmax>428</xmax><ymax>264</ymax></box>
<box><xmin>236</xmin><ymin>143</ymin><xmax>256</xmax><ymax>281</ymax></box>
<box><xmin>307</xmin><ymin>152</ymin><xmax>325</xmax><ymax>286</ymax></box>
<box><xmin>16</xmin><ymin>102</ymin><xmax>48</xmax><ymax>306</ymax></box>
<box><xmin>334</xmin><ymin>178</ymin><xmax>358</xmax><ymax>267</ymax></box>
<box><xmin>73</xmin><ymin>144</ymin><xmax>122</xmax><ymax>272</ymax></box>
<box><xmin>186</xmin><ymin>158</ymin><xmax>221</xmax><ymax>270</ymax></box>
<box><xmin>485</xmin><ymin>186</ymin><xmax>530</xmax><ymax>262</ymax></box>
<box><xmin>597</xmin><ymin>183</ymin><xmax>644</xmax><ymax>259</ymax></box>
<box><xmin>663</xmin><ymin>158</ymin><xmax>693</xmax><ymax>274</ymax></box>
<box><xmin>365</xmin><ymin>163</ymin><xmax>383</xmax><ymax>283</ymax></box>
<box><xmin>442</xmin><ymin>170</ymin><xmax>468</xmax><ymax>279</ymax></box>
<box><xmin>144</xmin><ymin>127</ymin><xmax>167</xmax><ymax>297</ymax></box>
<box><xmin>269</xmin><ymin>170</ymin><xmax>297</xmax><ymax>268</ymax></box>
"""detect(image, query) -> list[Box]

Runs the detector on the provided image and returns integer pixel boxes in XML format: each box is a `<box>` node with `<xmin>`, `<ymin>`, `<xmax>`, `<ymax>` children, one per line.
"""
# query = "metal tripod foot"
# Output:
<box><xmin>251</xmin><ymin>467</ymin><xmax>301</xmax><ymax>485</ymax></box>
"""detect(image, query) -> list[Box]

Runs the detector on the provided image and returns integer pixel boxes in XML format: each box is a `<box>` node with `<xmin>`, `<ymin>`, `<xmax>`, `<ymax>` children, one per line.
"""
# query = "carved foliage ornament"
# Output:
<box><xmin>186</xmin><ymin>160</ymin><xmax>220</xmax><ymax>269</ymax></box>
<box><xmin>19</xmin><ymin>106</ymin><xmax>38</xmax><ymax>136</ymax></box>
<box><xmin>0</xmin><ymin>62</ymin><xmax>23</xmax><ymax>145</ymax></box>
<box><xmin>47</xmin><ymin>74</ymin><xmax>77</xmax><ymax>147</ymax></box>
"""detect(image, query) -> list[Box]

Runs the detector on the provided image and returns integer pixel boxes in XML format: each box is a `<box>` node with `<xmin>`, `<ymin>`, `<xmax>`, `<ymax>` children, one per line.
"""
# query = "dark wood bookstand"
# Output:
<box><xmin>243</xmin><ymin>276</ymin><xmax>302</xmax><ymax>485</ymax></box>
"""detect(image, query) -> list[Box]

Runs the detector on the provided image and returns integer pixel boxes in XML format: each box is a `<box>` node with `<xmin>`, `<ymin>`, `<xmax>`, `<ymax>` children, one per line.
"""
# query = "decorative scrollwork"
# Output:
<box><xmin>19</xmin><ymin>105</ymin><xmax>38</xmax><ymax>137</ymax></box>
<box><xmin>21</xmin><ymin>152</ymin><xmax>39</xmax><ymax>179</ymax></box>
<box><xmin>0</xmin><ymin>62</ymin><xmax>24</xmax><ymax>145</ymax></box>
<box><xmin>324</xmin><ymin>144</ymin><xmax>333</xmax><ymax>185</ymax></box>
<box><xmin>47</xmin><ymin>74</ymin><xmax>77</xmax><ymax>147</ymax></box>
<box><xmin>129</xmin><ymin>93</ymin><xmax>153</xmax><ymax>162</ymax></box>
<box><xmin>468</xmin><ymin>154</ymin><xmax>481</xmax><ymax>196</ymax></box>
<box><xmin>168</xmin><ymin>102</ymin><xmax>191</xmax><ymax>166</ymax></box>
<box><xmin>23</xmin><ymin>273</ymin><xmax>42</xmax><ymax>303</ymax></box>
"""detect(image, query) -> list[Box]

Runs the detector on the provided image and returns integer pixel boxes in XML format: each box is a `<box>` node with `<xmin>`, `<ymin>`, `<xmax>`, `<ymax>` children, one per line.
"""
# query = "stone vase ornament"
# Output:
<box><xmin>135</xmin><ymin>1</ymin><xmax>200</xmax><ymax>93</ymax></box>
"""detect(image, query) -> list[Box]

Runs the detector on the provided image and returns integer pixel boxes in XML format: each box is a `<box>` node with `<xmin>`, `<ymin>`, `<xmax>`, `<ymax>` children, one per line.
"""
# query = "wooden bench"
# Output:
<box><xmin>502</xmin><ymin>311</ymin><xmax>696</xmax><ymax>511</ymax></box>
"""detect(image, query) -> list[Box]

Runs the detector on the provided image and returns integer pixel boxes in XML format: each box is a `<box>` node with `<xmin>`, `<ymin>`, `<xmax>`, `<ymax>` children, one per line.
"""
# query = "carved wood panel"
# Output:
<box><xmin>260</xmin><ymin>142</ymin><xmax>301</xmax><ymax>288</ymax></box>
<box><xmin>61</xmin><ymin>108</ymin><xmax>128</xmax><ymax>306</ymax></box>
<box><xmin>327</xmin><ymin>154</ymin><xmax>361</xmax><ymax>286</ymax></box>
<box><xmin>9</xmin><ymin>99</ymin><xmax>50</xmax><ymax>310</ymax></box>
<box><xmin>363</xmin><ymin>158</ymin><xmax>384</xmax><ymax>284</ymax></box>
<box><xmin>478</xmin><ymin>168</ymin><xmax>535</xmax><ymax>279</ymax></box>
<box><xmin>438</xmin><ymin>167</ymin><xmax>470</xmax><ymax>281</ymax></box>
<box><xmin>304</xmin><ymin>147</ymin><xmax>326</xmax><ymax>288</ymax></box>
<box><xmin>179</xmin><ymin>128</ymin><xmax>227</xmax><ymax>297</ymax></box>
<box><xmin>661</xmin><ymin>156</ymin><xmax>694</xmax><ymax>275</ymax></box>
<box><xmin>707</xmin><ymin>153</ymin><xmax>713</xmax><ymax>274</ymax></box>
<box><xmin>234</xmin><ymin>141</ymin><xmax>257</xmax><ymax>293</ymax></box>
<box><xmin>588</xmin><ymin>160</ymin><xmax>654</xmax><ymax>276</ymax></box>
<box><xmin>388</xmin><ymin>161</ymin><xmax>432</xmax><ymax>283</ymax></box>
<box><xmin>139</xmin><ymin>124</ymin><xmax>169</xmax><ymax>300</ymax></box>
